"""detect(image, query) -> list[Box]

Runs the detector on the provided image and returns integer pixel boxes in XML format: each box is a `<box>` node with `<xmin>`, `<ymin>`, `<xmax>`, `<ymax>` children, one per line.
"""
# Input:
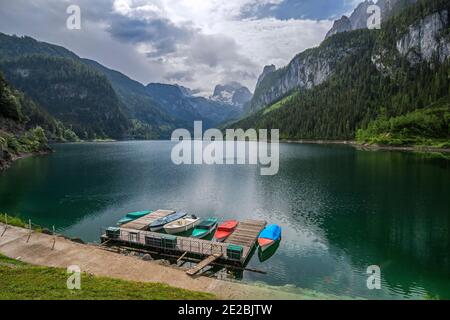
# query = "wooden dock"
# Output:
<box><xmin>120</xmin><ymin>209</ymin><xmax>174</xmax><ymax>230</ymax></box>
<box><xmin>102</xmin><ymin>211</ymin><xmax>267</xmax><ymax>267</ymax></box>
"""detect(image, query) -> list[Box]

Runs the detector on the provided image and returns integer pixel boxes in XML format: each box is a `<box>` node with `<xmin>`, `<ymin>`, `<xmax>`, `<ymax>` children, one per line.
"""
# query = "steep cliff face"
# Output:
<box><xmin>248</xmin><ymin>31</ymin><xmax>373</xmax><ymax>113</ymax></box>
<box><xmin>396</xmin><ymin>10</ymin><xmax>450</xmax><ymax>64</ymax></box>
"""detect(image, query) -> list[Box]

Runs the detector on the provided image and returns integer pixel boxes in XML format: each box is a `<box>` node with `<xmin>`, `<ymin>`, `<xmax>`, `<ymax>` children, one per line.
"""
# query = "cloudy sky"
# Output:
<box><xmin>0</xmin><ymin>0</ymin><xmax>360</xmax><ymax>95</ymax></box>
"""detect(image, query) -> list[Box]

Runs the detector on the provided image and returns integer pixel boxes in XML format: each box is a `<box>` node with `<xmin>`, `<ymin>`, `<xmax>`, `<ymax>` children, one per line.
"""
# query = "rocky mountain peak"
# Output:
<box><xmin>211</xmin><ymin>82</ymin><xmax>252</xmax><ymax>108</ymax></box>
<box><xmin>325</xmin><ymin>0</ymin><xmax>418</xmax><ymax>40</ymax></box>
<box><xmin>256</xmin><ymin>64</ymin><xmax>276</xmax><ymax>88</ymax></box>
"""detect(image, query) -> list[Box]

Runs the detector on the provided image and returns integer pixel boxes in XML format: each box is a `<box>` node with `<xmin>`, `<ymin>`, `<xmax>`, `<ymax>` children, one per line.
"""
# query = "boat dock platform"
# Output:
<box><xmin>101</xmin><ymin>210</ymin><xmax>266</xmax><ymax>268</ymax></box>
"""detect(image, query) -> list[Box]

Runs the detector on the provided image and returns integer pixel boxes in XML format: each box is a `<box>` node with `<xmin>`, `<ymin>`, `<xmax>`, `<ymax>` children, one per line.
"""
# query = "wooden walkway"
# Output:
<box><xmin>121</xmin><ymin>209</ymin><xmax>174</xmax><ymax>230</ymax></box>
<box><xmin>186</xmin><ymin>253</ymin><xmax>222</xmax><ymax>276</ymax></box>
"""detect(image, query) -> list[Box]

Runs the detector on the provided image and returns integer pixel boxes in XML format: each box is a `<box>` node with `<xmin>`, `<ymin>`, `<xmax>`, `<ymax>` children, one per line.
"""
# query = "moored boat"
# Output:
<box><xmin>149</xmin><ymin>211</ymin><xmax>187</xmax><ymax>231</ymax></box>
<box><xmin>163</xmin><ymin>215</ymin><xmax>200</xmax><ymax>234</ymax></box>
<box><xmin>117</xmin><ymin>210</ymin><xmax>152</xmax><ymax>225</ymax></box>
<box><xmin>257</xmin><ymin>224</ymin><xmax>281</xmax><ymax>251</ymax></box>
<box><xmin>213</xmin><ymin>220</ymin><xmax>239</xmax><ymax>242</ymax></box>
<box><xmin>191</xmin><ymin>218</ymin><xmax>219</xmax><ymax>238</ymax></box>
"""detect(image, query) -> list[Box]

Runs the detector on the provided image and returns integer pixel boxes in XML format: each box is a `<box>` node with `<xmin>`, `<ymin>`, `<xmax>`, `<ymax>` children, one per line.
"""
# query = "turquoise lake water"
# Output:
<box><xmin>0</xmin><ymin>141</ymin><xmax>449</xmax><ymax>299</ymax></box>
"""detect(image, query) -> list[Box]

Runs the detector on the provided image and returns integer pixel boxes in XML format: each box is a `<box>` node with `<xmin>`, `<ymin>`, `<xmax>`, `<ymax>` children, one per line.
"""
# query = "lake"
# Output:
<box><xmin>0</xmin><ymin>141</ymin><xmax>449</xmax><ymax>299</ymax></box>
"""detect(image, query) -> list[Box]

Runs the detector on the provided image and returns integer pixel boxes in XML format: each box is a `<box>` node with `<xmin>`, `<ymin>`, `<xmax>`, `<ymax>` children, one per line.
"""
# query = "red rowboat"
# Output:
<box><xmin>214</xmin><ymin>220</ymin><xmax>239</xmax><ymax>242</ymax></box>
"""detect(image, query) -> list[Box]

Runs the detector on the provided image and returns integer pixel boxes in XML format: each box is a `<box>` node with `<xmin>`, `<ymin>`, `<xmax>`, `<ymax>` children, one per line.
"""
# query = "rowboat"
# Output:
<box><xmin>148</xmin><ymin>211</ymin><xmax>187</xmax><ymax>231</ymax></box>
<box><xmin>213</xmin><ymin>220</ymin><xmax>239</xmax><ymax>242</ymax></box>
<box><xmin>191</xmin><ymin>218</ymin><xmax>218</xmax><ymax>238</ymax></box>
<box><xmin>163</xmin><ymin>215</ymin><xmax>200</xmax><ymax>234</ymax></box>
<box><xmin>257</xmin><ymin>224</ymin><xmax>281</xmax><ymax>252</ymax></box>
<box><xmin>117</xmin><ymin>210</ymin><xmax>152</xmax><ymax>225</ymax></box>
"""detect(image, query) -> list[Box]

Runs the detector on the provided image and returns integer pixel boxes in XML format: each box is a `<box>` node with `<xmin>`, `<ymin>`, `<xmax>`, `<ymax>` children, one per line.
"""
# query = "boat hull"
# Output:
<box><xmin>258</xmin><ymin>238</ymin><xmax>275</xmax><ymax>251</ymax></box>
<box><xmin>148</xmin><ymin>212</ymin><xmax>187</xmax><ymax>232</ymax></box>
<box><xmin>192</xmin><ymin>225</ymin><xmax>216</xmax><ymax>238</ymax></box>
<box><xmin>164</xmin><ymin>218</ymin><xmax>200</xmax><ymax>234</ymax></box>
<box><xmin>213</xmin><ymin>220</ymin><xmax>238</xmax><ymax>242</ymax></box>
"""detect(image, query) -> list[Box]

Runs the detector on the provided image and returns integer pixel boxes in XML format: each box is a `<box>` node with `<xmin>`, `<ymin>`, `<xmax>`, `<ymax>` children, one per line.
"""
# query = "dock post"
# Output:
<box><xmin>0</xmin><ymin>213</ymin><xmax>7</xmax><ymax>237</ymax></box>
<box><xmin>26</xmin><ymin>219</ymin><xmax>32</xmax><ymax>243</ymax></box>
<box><xmin>52</xmin><ymin>226</ymin><xmax>56</xmax><ymax>250</ymax></box>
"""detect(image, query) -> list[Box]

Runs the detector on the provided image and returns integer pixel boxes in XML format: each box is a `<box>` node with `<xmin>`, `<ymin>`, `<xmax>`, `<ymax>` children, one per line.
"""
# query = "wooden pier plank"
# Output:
<box><xmin>186</xmin><ymin>253</ymin><xmax>222</xmax><ymax>276</ymax></box>
<box><xmin>225</xmin><ymin>219</ymin><xmax>266</xmax><ymax>248</ymax></box>
<box><xmin>121</xmin><ymin>209</ymin><xmax>175</xmax><ymax>230</ymax></box>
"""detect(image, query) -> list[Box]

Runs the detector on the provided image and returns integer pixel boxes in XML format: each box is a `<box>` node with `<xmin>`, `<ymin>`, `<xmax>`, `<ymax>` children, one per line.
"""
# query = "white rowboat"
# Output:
<box><xmin>163</xmin><ymin>215</ymin><xmax>200</xmax><ymax>234</ymax></box>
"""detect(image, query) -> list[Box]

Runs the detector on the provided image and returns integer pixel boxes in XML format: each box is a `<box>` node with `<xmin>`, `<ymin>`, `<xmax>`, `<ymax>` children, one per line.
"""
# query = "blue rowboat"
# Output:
<box><xmin>149</xmin><ymin>211</ymin><xmax>187</xmax><ymax>231</ymax></box>
<box><xmin>258</xmin><ymin>224</ymin><xmax>281</xmax><ymax>251</ymax></box>
<box><xmin>117</xmin><ymin>210</ymin><xmax>152</xmax><ymax>225</ymax></box>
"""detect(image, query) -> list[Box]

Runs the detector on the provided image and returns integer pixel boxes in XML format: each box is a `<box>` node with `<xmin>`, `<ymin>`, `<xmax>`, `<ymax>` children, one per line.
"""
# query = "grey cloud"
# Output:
<box><xmin>164</xmin><ymin>70</ymin><xmax>194</xmax><ymax>82</ymax></box>
<box><xmin>188</xmin><ymin>34</ymin><xmax>257</xmax><ymax>69</ymax></box>
<box><xmin>107</xmin><ymin>15</ymin><xmax>193</xmax><ymax>56</ymax></box>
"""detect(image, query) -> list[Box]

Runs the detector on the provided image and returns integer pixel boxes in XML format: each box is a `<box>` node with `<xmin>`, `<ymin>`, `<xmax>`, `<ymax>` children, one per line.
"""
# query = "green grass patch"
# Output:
<box><xmin>0</xmin><ymin>213</ymin><xmax>42</xmax><ymax>232</ymax></box>
<box><xmin>0</xmin><ymin>254</ymin><xmax>215</xmax><ymax>300</ymax></box>
<box><xmin>263</xmin><ymin>93</ymin><xmax>298</xmax><ymax>115</ymax></box>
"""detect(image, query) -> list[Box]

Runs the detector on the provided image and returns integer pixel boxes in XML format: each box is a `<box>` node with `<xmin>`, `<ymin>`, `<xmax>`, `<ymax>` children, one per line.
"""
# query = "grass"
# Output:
<box><xmin>0</xmin><ymin>254</ymin><xmax>215</xmax><ymax>300</ymax></box>
<box><xmin>263</xmin><ymin>93</ymin><xmax>298</xmax><ymax>115</ymax></box>
<box><xmin>0</xmin><ymin>213</ymin><xmax>42</xmax><ymax>232</ymax></box>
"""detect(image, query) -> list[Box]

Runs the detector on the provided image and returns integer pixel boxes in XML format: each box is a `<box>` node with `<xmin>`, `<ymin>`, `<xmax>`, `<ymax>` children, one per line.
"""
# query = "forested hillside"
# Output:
<box><xmin>229</xmin><ymin>0</ymin><xmax>450</xmax><ymax>146</ymax></box>
<box><xmin>0</xmin><ymin>56</ymin><xmax>131</xmax><ymax>140</ymax></box>
<box><xmin>1</xmin><ymin>72</ymin><xmax>58</xmax><ymax>170</ymax></box>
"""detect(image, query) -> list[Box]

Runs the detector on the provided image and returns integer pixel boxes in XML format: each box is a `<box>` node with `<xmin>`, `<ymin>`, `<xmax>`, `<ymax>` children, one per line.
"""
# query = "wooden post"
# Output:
<box><xmin>1</xmin><ymin>213</ymin><xmax>7</xmax><ymax>237</ymax></box>
<box><xmin>26</xmin><ymin>219</ymin><xmax>32</xmax><ymax>243</ymax></box>
<box><xmin>52</xmin><ymin>226</ymin><xmax>56</xmax><ymax>250</ymax></box>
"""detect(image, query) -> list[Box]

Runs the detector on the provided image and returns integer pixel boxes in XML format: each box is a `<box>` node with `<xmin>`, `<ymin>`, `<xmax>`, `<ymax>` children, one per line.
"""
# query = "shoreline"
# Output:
<box><xmin>282</xmin><ymin>139</ymin><xmax>450</xmax><ymax>153</ymax></box>
<box><xmin>0</xmin><ymin>149</ymin><xmax>52</xmax><ymax>172</ymax></box>
<box><xmin>53</xmin><ymin>138</ymin><xmax>450</xmax><ymax>154</ymax></box>
<box><xmin>0</xmin><ymin>223</ymin><xmax>347</xmax><ymax>300</ymax></box>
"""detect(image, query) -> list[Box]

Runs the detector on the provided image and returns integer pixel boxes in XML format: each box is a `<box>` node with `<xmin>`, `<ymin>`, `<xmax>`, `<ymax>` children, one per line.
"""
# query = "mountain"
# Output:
<box><xmin>247</xmin><ymin>0</ymin><xmax>444</xmax><ymax>114</ymax></box>
<box><xmin>0</xmin><ymin>55</ymin><xmax>130</xmax><ymax>139</ymax></box>
<box><xmin>230</xmin><ymin>0</ymin><xmax>450</xmax><ymax>144</ymax></box>
<box><xmin>81</xmin><ymin>59</ymin><xmax>183</xmax><ymax>138</ymax></box>
<box><xmin>211</xmin><ymin>82</ymin><xmax>252</xmax><ymax>108</ymax></box>
<box><xmin>146</xmin><ymin>83</ymin><xmax>243</xmax><ymax>129</ymax></box>
<box><xmin>326</xmin><ymin>0</ymin><xmax>374</xmax><ymax>39</ymax></box>
<box><xmin>0</xmin><ymin>33</ymin><xmax>182</xmax><ymax>139</ymax></box>
<box><xmin>325</xmin><ymin>0</ymin><xmax>418</xmax><ymax>39</ymax></box>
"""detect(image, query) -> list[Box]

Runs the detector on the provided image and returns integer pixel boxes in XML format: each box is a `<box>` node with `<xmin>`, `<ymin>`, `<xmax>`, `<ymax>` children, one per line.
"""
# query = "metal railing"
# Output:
<box><xmin>102</xmin><ymin>227</ymin><xmax>237</xmax><ymax>260</ymax></box>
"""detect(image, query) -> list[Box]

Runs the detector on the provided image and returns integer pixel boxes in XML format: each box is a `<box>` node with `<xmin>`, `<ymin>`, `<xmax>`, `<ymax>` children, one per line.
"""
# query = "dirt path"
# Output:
<box><xmin>0</xmin><ymin>223</ymin><xmax>338</xmax><ymax>300</ymax></box>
